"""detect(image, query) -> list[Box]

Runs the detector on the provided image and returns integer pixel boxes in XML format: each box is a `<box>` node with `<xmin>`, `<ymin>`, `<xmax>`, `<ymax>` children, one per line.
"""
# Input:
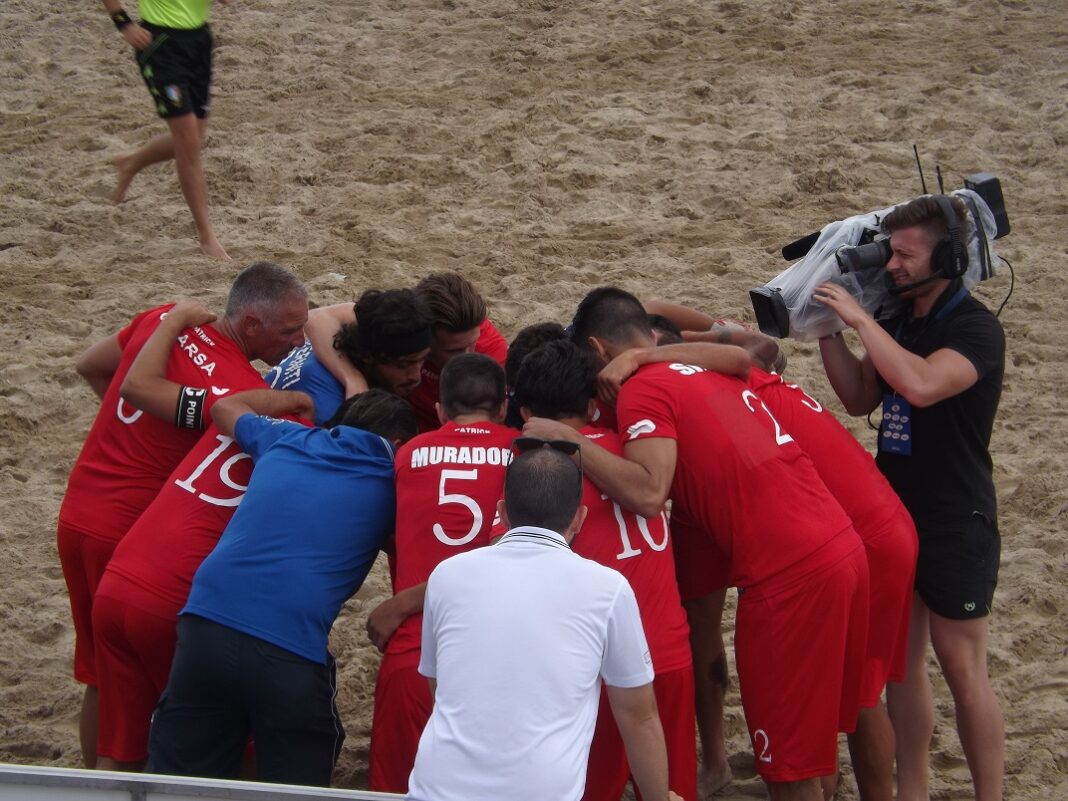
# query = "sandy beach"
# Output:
<box><xmin>1</xmin><ymin>0</ymin><xmax>1066</xmax><ymax>797</ymax></box>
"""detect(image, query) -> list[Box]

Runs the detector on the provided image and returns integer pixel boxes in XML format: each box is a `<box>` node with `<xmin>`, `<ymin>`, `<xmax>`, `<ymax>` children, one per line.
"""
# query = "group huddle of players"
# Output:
<box><xmin>57</xmin><ymin>260</ymin><xmax>919</xmax><ymax>799</ymax></box>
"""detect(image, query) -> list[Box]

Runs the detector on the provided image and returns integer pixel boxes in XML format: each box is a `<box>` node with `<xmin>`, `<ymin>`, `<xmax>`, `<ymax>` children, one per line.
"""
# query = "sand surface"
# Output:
<box><xmin>2</xmin><ymin>0</ymin><xmax>1066</xmax><ymax>797</ymax></box>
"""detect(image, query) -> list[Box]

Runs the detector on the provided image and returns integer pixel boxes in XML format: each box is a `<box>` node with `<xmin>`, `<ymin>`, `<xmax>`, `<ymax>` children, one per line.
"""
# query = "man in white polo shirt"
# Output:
<box><xmin>408</xmin><ymin>441</ymin><xmax>678</xmax><ymax>801</ymax></box>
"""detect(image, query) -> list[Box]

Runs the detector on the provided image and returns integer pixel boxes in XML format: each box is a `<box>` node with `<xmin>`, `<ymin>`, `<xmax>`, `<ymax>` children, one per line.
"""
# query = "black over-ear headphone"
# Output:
<box><xmin>930</xmin><ymin>195</ymin><xmax>969</xmax><ymax>279</ymax></box>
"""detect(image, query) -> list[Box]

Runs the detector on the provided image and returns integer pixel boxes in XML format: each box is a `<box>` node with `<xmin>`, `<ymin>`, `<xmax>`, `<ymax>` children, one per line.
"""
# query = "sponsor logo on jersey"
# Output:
<box><xmin>455</xmin><ymin>426</ymin><xmax>492</xmax><ymax>434</ymax></box>
<box><xmin>626</xmin><ymin>419</ymin><xmax>656</xmax><ymax>440</ymax></box>
<box><xmin>668</xmin><ymin>362</ymin><xmax>705</xmax><ymax>376</ymax></box>
<box><xmin>410</xmin><ymin>445</ymin><xmax>513</xmax><ymax>468</ymax></box>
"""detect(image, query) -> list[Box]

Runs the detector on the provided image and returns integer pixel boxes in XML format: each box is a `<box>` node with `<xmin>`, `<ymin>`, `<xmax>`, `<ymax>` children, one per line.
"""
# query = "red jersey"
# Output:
<box><xmin>386</xmin><ymin>419</ymin><xmax>515</xmax><ymax>656</ymax></box>
<box><xmin>590</xmin><ymin>398</ymin><xmax>617</xmax><ymax>431</ymax></box>
<box><xmin>748</xmin><ymin>368</ymin><xmax>905</xmax><ymax>538</ymax></box>
<box><xmin>59</xmin><ymin>306</ymin><xmax>266</xmax><ymax>544</ymax></box>
<box><xmin>408</xmin><ymin>320</ymin><xmax>509</xmax><ymax>432</ymax></box>
<box><xmin>100</xmin><ymin>425</ymin><xmax>255</xmax><ymax>619</ymax></box>
<box><xmin>572</xmin><ymin>426</ymin><xmax>691</xmax><ymax>674</ymax></box>
<box><xmin>616</xmin><ymin>362</ymin><xmax>854</xmax><ymax>588</ymax></box>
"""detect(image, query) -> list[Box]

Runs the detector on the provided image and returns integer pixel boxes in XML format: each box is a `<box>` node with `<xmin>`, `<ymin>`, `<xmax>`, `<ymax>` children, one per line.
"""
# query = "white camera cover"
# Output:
<box><xmin>762</xmin><ymin>190</ymin><xmax>1000</xmax><ymax>341</ymax></box>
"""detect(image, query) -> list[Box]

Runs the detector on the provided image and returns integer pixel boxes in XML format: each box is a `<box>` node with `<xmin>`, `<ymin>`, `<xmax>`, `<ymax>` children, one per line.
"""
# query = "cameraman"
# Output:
<box><xmin>813</xmin><ymin>195</ymin><xmax>1004</xmax><ymax>801</ymax></box>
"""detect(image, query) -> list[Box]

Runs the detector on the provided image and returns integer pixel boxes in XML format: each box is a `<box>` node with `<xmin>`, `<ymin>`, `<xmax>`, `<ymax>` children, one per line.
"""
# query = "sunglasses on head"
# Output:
<box><xmin>512</xmin><ymin>437</ymin><xmax>580</xmax><ymax>456</ymax></box>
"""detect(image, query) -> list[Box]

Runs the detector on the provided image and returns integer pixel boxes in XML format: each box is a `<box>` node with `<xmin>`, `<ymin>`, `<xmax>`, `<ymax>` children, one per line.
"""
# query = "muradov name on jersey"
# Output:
<box><xmin>410</xmin><ymin>445</ymin><xmax>514</xmax><ymax>469</ymax></box>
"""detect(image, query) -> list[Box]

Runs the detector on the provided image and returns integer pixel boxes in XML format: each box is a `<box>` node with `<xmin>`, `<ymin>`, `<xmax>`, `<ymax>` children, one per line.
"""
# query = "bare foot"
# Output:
<box><xmin>199</xmin><ymin>234</ymin><xmax>232</xmax><ymax>261</ymax></box>
<box><xmin>112</xmin><ymin>154</ymin><xmax>137</xmax><ymax>204</ymax></box>
<box><xmin>698</xmin><ymin>762</ymin><xmax>732</xmax><ymax>800</ymax></box>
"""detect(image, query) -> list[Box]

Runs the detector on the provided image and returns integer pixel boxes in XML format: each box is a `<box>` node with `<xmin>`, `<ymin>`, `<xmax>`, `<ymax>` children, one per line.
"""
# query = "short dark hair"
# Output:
<box><xmin>334</xmin><ymin>289</ymin><xmax>432</xmax><ymax>367</ymax></box>
<box><xmin>440</xmin><ymin>353</ymin><xmax>506</xmax><ymax>419</ymax></box>
<box><xmin>224</xmin><ymin>261</ymin><xmax>307</xmax><ymax>319</ymax></box>
<box><xmin>414</xmin><ymin>272</ymin><xmax>487</xmax><ymax>333</ymax></box>
<box><xmin>505</xmin><ymin>322</ymin><xmax>568</xmax><ymax>386</ymax></box>
<box><xmin>570</xmin><ymin>287</ymin><xmax>652</xmax><ymax>347</ymax></box>
<box><xmin>647</xmin><ymin>313</ymin><xmax>684</xmax><ymax>345</ymax></box>
<box><xmin>327</xmin><ymin>388</ymin><xmax>418</xmax><ymax>443</ymax></box>
<box><xmin>882</xmin><ymin>195</ymin><xmax>970</xmax><ymax>245</ymax></box>
<box><xmin>513</xmin><ymin>340</ymin><xmax>596</xmax><ymax>420</ymax></box>
<box><xmin>504</xmin><ymin>447</ymin><xmax>583</xmax><ymax>532</ymax></box>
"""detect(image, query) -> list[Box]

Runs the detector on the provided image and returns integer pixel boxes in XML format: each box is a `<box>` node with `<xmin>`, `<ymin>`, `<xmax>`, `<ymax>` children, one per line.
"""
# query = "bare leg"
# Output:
<box><xmin>96</xmin><ymin>755</ymin><xmax>146</xmax><ymax>772</ymax></box>
<box><xmin>113</xmin><ymin>118</ymin><xmax>210</xmax><ymax>203</ymax></box>
<box><xmin>113</xmin><ymin>134</ymin><xmax>173</xmax><ymax>203</ymax></box>
<box><xmin>846</xmin><ymin>703</ymin><xmax>895</xmax><ymax>801</ymax></box>
<box><xmin>820</xmin><ymin>768</ymin><xmax>839</xmax><ymax>801</ymax></box>
<box><xmin>768</xmin><ymin>777</ymin><xmax>824</xmax><ymax>801</ymax></box>
<box><xmin>684</xmin><ymin>589</ymin><xmax>732</xmax><ymax>798</ymax></box>
<box><xmin>929</xmin><ymin>613</ymin><xmax>1004</xmax><ymax>801</ymax></box>
<box><xmin>885</xmin><ymin>594</ymin><xmax>933</xmax><ymax>801</ymax></box>
<box><xmin>80</xmin><ymin>685</ymin><xmax>98</xmax><ymax>769</ymax></box>
<box><xmin>165</xmin><ymin>114</ymin><xmax>229</xmax><ymax>260</ymax></box>
<box><xmin>113</xmin><ymin>117</ymin><xmax>228</xmax><ymax>260</ymax></box>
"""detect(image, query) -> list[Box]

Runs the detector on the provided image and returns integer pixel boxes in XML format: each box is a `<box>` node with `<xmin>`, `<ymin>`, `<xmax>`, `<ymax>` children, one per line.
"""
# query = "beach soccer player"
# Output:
<box><xmin>407</xmin><ymin>272</ymin><xmax>508</xmax><ymax>430</ymax></box>
<box><xmin>102</xmin><ymin>0</ymin><xmax>231</xmax><ymax>259</ymax></box>
<box><xmin>145</xmin><ymin>389</ymin><xmax>417</xmax><ymax>785</ymax></box>
<box><xmin>91</xmin><ymin>299</ymin><xmax>315</xmax><ymax>771</ymax></box>
<box><xmin>407</xmin><ymin>443</ymin><xmax>679</xmax><ymax>801</ymax></box>
<box><xmin>267</xmin><ymin>289</ymin><xmax>433</xmax><ymax>424</ymax></box>
<box><xmin>524</xmin><ymin>287</ymin><xmax>869</xmax><ymax>801</ymax></box>
<box><xmin>58</xmin><ymin>262</ymin><xmax>307</xmax><ymax>767</ymax></box>
<box><xmin>304</xmin><ymin>273</ymin><xmax>507</xmax><ymax>431</ymax></box>
<box><xmin>367</xmin><ymin>353</ymin><xmax>515</xmax><ymax>793</ymax></box>
<box><xmin>512</xmin><ymin>339</ymin><xmax>695</xmax><ymax>801</ymax></box>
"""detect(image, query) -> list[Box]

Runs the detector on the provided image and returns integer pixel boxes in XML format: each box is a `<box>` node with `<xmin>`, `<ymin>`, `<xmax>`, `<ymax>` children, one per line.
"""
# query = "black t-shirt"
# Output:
<box><xmin>875</xmin><ymin>282</ymin><xmax>1005</xmax><ymax>528</ymax></box>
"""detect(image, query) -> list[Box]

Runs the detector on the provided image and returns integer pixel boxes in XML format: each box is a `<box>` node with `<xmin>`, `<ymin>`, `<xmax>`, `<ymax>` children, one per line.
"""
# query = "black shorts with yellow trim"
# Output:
<box><xmin>915</xmin><ymin>511</ymin><xmax>1000</xmax><ymax>620</ymax></box>
<box><xmin>135</xmin><ymin>22</ymin><xmax>213</xmax><ymax>119</ymax></box>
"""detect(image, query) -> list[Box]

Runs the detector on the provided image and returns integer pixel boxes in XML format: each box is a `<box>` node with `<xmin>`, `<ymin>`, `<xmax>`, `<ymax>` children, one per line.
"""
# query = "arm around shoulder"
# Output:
<box><xmin>210</xmin><ymin>388</ymin><xmax>315</xmax><ymax>438</ymax></box>
<box><xmin>120</xmin><ymin>301</ymin><xmax>217</xmax><ymax>424</ymax></box>
<box><xmin>76</xmin><ymin>333</ymin><xmax>123</xmax><ymax>400</ymax></box>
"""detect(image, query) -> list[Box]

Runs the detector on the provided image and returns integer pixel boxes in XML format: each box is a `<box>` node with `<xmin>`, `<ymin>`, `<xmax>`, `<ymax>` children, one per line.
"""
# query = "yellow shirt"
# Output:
<box><xmin>139</xmin><ymin>0</ymin><xmax>211</xmax><ymax>29</ymax></box>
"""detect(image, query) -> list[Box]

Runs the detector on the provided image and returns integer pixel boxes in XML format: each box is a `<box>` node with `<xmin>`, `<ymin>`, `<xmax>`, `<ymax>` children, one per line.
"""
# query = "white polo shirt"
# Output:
<box><xmin>408</xmin><ymin>525</ymin><xmax>654</xmax><ymax>801</ymax></box>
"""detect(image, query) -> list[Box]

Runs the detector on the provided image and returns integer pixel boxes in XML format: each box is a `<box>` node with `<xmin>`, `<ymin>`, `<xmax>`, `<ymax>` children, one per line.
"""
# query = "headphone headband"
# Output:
<box><xmin>931</xmin><ymin>194</ymin><xmax>967</xmax><ymax>278</ymax></box>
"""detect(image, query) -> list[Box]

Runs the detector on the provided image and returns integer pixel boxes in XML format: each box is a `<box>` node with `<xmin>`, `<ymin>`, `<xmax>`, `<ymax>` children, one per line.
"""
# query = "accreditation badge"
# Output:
<box><xmin>879</xmin><ymin>394</ymin><xmax>912</xmax><ymax>456</ymax></box>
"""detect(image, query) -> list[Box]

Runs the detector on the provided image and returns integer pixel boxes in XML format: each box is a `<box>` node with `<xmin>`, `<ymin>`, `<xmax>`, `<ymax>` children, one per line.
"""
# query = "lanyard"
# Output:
<box><xmin>893</xmin><ymin>286</ymin><xmax>968</xmax><ymax>344</ymax></box>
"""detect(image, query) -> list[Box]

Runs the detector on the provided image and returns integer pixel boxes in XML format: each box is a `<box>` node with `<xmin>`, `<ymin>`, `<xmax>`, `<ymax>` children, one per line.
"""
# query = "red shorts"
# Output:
<box><xmin>734</xmin><ymin>532</ymin><xmax>869</xmax><ymax>783</ymax></box>
<box><xmin>858</xmin><ymin>506</ymin><xmax>918</xmax><ymax>705</ymax></box>
<box><xmin>57</xmin><ymin>523</ymin><xmax>119</xmax><ymax>686</ymax></box>
<box><xmin>670</xmin><ymin>515</ymin><xmax>729</xmax><ymax>602</ymax></box>
<box><xmin>368</xmin><ymin>650</ymin><xmax>433</xmax><ymax>793</ymax></box>
<box><xmin>92</xmin><ymin>589</ymin><xmax>179</xmax><ymax>762</ymax></box>
<box><xmin>582</xmin><ymin>666</ymin><xmax>697</xmax><ymax>801</ymax></box>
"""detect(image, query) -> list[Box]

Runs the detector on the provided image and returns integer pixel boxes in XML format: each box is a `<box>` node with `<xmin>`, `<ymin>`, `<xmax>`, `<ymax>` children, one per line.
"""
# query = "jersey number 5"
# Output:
<box><xmin>433</xmin><ymin>469</ymin><xmax>484</xmax><ymax>546</ymax></box>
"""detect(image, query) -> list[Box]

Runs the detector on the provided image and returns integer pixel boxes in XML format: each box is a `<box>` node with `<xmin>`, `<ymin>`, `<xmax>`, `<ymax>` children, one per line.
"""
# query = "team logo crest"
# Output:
<box><xmin>164</xmin><ymin>84</ymin><xmax>183</xmax><ymax>106</ymax></box>
<box><xmin>626</xmin><ymin>419</ymin><xmax>656</xmax><ymax>441</ymax></box>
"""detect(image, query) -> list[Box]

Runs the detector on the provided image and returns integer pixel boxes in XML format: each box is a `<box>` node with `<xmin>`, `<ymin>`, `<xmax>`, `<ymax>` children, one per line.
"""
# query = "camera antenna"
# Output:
<box><xmin>912</xmin><ymin>144</ymin><xmax>928</xmax><ymax>194</ymax></box>
<box><xmin>936</xmin><ymin>164</ymin><xmax>945</xmax><ymax>194</ymax></box>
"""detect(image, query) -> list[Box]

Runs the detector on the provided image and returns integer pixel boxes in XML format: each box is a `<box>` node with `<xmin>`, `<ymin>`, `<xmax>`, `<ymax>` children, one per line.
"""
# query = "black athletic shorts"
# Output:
<box><xmin>146</xmin><ymin>615</ymin><xmax>344</xmax><ymax>785</ymax></box>
<box><xmin>914</xmin><ymin>511</ymin><xmax>1000</xmax><ymax>620</ymax></box>
<box><xmin>135</xmin><ymin>22</ymin><xmax>213</xmax><ymax>119</ymax></box>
